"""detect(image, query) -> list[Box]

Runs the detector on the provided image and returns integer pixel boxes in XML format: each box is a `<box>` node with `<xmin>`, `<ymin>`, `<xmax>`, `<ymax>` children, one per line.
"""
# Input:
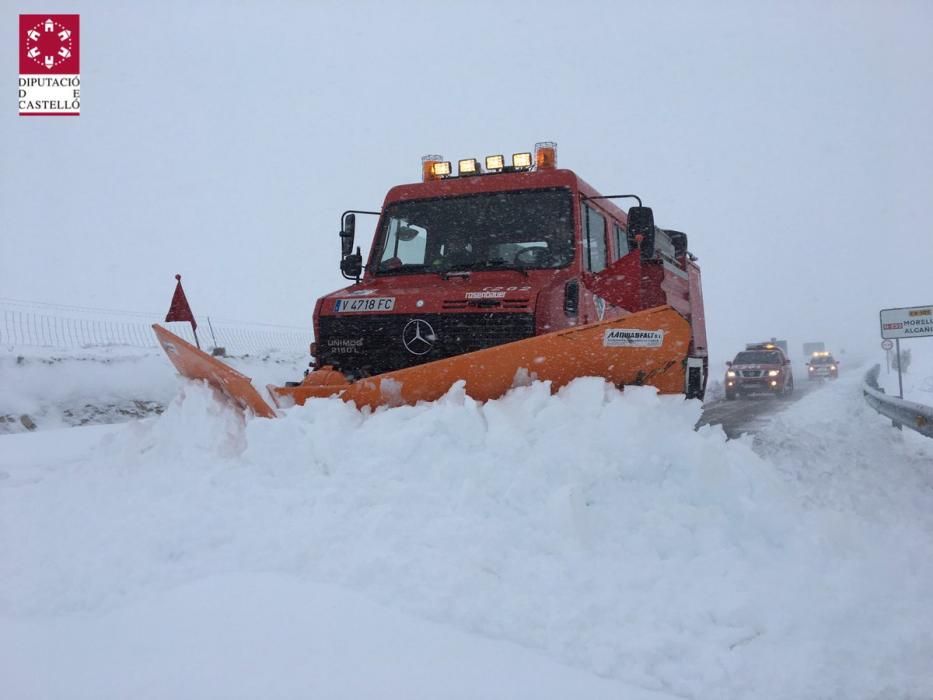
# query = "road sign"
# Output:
<box><xmin>880</xmin><ymin>305</ymin><xmax>933</xmax><ymax>339</ymax></box>
<box><xmin>881</xmin><ymin>339</ymin><xmax>894</xmax><ymax>351</ymax></box>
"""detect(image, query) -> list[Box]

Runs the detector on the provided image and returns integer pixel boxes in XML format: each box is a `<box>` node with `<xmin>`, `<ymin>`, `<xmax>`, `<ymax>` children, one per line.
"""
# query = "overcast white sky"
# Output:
<box><xmin>2</xmin><ymin>0</ymin><xmax>931</xmax><ymax>361</ymax></box>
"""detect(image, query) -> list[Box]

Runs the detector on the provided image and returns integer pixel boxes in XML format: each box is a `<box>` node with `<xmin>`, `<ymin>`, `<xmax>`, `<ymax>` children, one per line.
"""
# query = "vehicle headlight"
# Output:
<box><xmin>726</xmin><ymin>370</ymin><xmax>736</xmax><ymax>377</ymax></box>
<box><xmin>768</xmin><ymin>369</ymin><xmax>780</xmax><ymax>377</ymax></box>
<box><xmin>830</xmin><ymin>365</ymin><xmax>836</xmax><ymax>370</ymax></box>
<box><xmin>809</xmin><ymin>366</ymin><xmax>815</xmax><ymax>371</ymax></box>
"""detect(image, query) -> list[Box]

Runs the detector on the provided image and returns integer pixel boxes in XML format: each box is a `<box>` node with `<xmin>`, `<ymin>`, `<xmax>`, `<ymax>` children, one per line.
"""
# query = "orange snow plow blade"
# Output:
<box><xmin>154</xmin><ymin>305</ymin><xmax>690</xmax><ymax>417</ymax></box>
<box><xmin>152</xmin><ymin>324</ymin><xmax>277</xmax><ymax>418</ymax></box>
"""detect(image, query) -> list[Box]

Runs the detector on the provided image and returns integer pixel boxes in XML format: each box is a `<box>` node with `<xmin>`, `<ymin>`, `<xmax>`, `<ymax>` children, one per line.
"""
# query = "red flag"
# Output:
<box><xmin>165</xmin><ymin>274</ymin><xmax>197</xmax><ymax>331</ymax></box>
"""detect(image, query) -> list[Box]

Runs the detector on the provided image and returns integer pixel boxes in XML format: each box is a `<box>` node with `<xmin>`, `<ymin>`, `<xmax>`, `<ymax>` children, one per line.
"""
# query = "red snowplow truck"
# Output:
<box><xmin>154</xmin><ymin>143</ymin><xmax>709</xmax><ymax>415</ymax></box>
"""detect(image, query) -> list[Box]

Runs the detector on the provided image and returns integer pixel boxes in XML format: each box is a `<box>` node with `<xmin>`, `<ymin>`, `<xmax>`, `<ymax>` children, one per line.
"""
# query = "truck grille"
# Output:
<box><xmin>741</xmin><ymin>370</ymin><xmax>763</xmax><ymax>378</ymax></box>
<box><xmin>317</xmin><ymin>312</ymin><xmax>535</xmax><ymax>378</ymax></box>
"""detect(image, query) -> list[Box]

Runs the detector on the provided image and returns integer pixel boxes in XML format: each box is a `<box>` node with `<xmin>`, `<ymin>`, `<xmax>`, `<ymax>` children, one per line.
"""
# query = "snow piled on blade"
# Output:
<box><xmin>2</xmin><ymin>374</ymin><xmax>933</xmax><ymax>699</ymax></box>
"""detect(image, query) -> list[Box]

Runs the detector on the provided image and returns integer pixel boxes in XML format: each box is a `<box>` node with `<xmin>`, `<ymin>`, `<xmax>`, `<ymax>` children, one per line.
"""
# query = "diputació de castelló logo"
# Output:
<box><xmin>19</xmin><ymin>15</ymin><xmax>81</xmax><ymax>116</ymax></box>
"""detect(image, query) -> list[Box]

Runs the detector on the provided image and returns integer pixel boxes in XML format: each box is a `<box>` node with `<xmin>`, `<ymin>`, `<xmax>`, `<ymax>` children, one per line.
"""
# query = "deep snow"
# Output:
<box><xmin>4</xmin><ymin>572</ymin><xmax>667</xmax><ymax>700</ymax></box>
<box><xmin>0</xmin><ymin>346</ymin><xmax>306</xmax><ymax>432</ymax></box>
<box><xmin>2</xmin><ymin>350</ymin><xmax>933</xmax><ymax>699</ymax></box>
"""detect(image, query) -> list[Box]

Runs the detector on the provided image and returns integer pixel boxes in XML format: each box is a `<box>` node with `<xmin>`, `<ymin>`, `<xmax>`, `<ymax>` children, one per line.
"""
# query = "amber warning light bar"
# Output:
<box><xmin>421</xmin><ymin>142</ymin><xmax>556</xmax><ymax>182</ymax></box>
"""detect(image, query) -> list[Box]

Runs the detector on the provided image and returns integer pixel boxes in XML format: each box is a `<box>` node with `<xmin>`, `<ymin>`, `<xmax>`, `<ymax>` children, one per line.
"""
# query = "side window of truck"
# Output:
<box><xmin>582</xmin><ymin>204</ymin><xmax>607</xmax><ymax>273</ymax></box>
<box><xmin>613</xmin><ymin>223</ymin><xmax>629</xmax><ymax>261</ymax></box>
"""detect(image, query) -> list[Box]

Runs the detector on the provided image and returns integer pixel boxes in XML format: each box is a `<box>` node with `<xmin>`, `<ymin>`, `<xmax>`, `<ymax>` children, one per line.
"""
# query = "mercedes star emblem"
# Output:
<box><xmin>402</xmin><ymin>319</ymin><xmax>436</xmax><ymax>355</ymax></box>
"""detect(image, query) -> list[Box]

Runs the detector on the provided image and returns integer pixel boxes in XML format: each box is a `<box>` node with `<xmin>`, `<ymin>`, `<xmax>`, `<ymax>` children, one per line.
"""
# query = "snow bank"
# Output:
<box><xmin>0</xmin><ymin>346</ymin><xmax>307</xmax><ymax>432</ymax></box>
<box><xmin>2</xmin><ymin>372</ymin><xmax>932</xmax><ymax>698</ymax></box>
<box><xmin>0</xmin><ymin>348</ymin><xmax>173</xmax><ymax>431</ymax></box>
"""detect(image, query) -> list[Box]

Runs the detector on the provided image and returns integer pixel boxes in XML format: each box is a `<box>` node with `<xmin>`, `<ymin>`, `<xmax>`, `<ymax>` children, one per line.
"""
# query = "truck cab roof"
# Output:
<box><xmin>383</xmin><ymin>168</ymin><xmax>615</xmax><ymax>212</ymax></box>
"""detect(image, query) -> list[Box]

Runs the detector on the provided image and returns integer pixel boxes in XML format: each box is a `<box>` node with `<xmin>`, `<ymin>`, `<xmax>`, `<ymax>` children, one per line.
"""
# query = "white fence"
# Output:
<box><xmin>0</xmin><ymin>300</ymin><xmax>311</xmax><ymax>356</ymax></box>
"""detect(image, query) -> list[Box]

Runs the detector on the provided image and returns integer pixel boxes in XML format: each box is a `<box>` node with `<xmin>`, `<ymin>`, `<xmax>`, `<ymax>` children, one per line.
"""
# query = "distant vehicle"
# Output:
<box><xmin>802</xmin><ymin>341</ymin><xmax>825</xmax><ymax>357</ymax></box>
<box><xmin>807</xmin><ymin>351</ymin><xmax>839</xmax><ymax>380</ymax></box>
<box><xmin>725</xmin><ymin>343</ymin><xmax>794</xmax><ymax>400</ymax></box>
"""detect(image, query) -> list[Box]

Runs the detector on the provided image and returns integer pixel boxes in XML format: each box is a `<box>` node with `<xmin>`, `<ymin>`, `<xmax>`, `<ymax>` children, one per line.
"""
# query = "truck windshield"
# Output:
<box><xmin>374</xmin><ymin>188</ymin><xmax>574</xmax><ymax>274</ymax></box>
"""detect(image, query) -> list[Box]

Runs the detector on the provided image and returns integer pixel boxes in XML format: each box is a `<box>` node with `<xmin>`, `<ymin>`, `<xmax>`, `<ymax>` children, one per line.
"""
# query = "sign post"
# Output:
<box><xmin>881</xmin><ymin>339</ymin><xmax>893</xmax><ymax>374</ymax></box>
<box><xmin>880</xmin><ymin>305</ymin><xmax>933</xmax><ymax>400</ymax></box>
<box><xmin>895</xmin><ymin>339</ymin><xmax>903</xmax><ymax>398</ymax></box>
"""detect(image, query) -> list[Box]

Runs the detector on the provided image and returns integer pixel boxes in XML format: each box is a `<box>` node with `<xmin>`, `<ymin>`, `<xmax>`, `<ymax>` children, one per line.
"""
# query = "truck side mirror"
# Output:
<box><xmin>627</xmin><ymin>207</ymin><xmax>655</xmax><ymax>260</ymax></box>
<box><xmin>726</xmin><ymin>361</ymin><xmax>732</xmax><ymax>367</ymax></box>
<box><xmin>340</xmin><ymin>246</ymin><xmax>362</xmax><ymax>280</ymax></box>
<box><xmin>340</xmin><ymin>213</ymin><xmax>356</xmax><ymax>258</ymax></box>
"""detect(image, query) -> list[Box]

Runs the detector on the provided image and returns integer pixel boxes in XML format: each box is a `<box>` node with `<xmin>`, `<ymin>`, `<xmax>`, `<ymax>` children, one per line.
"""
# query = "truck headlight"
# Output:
<box><xmin>768</xmin><ymin>369</ymin><xmax>780</xmax><ymax>376</ymax></box>
<box><xmin>726</xmin><ymin>370</ymin><xmax>736</xmax><ymax>377</ymax></box>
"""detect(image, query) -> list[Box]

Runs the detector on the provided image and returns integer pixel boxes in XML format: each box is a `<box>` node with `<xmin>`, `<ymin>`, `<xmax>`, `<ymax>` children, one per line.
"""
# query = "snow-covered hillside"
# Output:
<box><xmin>2</xmin><ymin>356</ymin><xmax>932</xmax><ymax>699</ymax></box>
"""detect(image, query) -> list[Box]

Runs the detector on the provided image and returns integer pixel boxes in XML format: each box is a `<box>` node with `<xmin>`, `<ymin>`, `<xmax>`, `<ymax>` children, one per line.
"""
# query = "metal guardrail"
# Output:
<box><xmin>862</xmin><ymin>364</ymin><xmax>933</xmax><ymax>438</ymax></box>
